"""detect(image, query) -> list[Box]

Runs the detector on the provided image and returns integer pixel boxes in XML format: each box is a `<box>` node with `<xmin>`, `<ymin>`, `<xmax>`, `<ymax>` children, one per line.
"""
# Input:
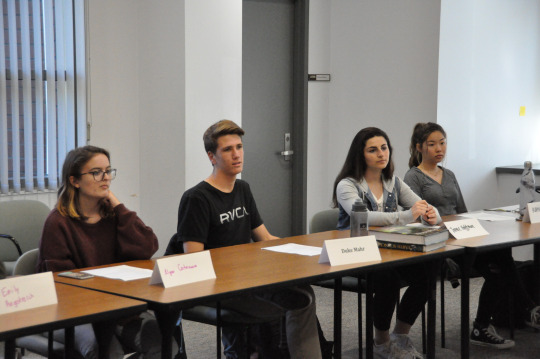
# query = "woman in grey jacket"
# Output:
<box><xmin>333</xmin><ymin>127</ymin><xmax>440</xmax><ymax>359</ymax></box>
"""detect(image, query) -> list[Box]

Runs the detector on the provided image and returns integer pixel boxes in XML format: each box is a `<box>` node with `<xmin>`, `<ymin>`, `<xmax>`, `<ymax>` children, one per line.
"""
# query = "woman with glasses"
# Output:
<box><xmin>37</xmin><ymin>145</ymin><xmax>161</xmax><ymax>359</ymax></box>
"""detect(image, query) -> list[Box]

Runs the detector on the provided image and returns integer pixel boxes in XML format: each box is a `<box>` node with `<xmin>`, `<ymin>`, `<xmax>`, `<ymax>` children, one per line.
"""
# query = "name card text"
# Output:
<box><xmin>0</xmin><ymin>272</ymin><xmax>57</xmax><ymax>315</ymax></box>
<box><xmin>319</xmin><ymin>236</ymin><xmax>381</xmax><ymax>266</ymax></box>
<box><xmin>526</xmin><ymin>202</ymin><xmax>540</xmax><ymax>224</ymax></box>
<box><xmin>445</xmin><ymin>218</ymin><xmax>489</xmax><ymax>239</ymax></box>
<box><xmin>149</xmin><ymin>251</ymin><xmax>216</xmax><ymax>288</ymax></box>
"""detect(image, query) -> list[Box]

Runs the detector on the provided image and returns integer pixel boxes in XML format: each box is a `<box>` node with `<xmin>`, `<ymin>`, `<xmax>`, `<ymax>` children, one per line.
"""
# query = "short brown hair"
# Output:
<box><xmin>203</xmin><ymin>120</ymin><xmax>245</xmax><ymax>154</ymax></box>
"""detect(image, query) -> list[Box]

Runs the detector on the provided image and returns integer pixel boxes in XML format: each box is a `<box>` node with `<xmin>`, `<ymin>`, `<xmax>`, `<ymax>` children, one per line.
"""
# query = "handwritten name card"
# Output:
<box><xmin>319</xmin><ymin>236</ymin><xmax>381</xmax><ymax>266</ymax></box>
<box><xmin>445</xmin><ymin>218</ymin><xmax>489</xmax><ymax>239</ymax></box>
<box><xmin>0</xmin><ymin>272</ymin><xmax>57</xmax><ymax>315</ymax></box>
<box><xmin>526</xmin><ymin>202</ymin><xmax>540</xmax><ymax>224</ymax></box>
<box><xmin>149</xmin><ymin>251</ymin><xmax>216</xmax><ymax>288</ymax></box>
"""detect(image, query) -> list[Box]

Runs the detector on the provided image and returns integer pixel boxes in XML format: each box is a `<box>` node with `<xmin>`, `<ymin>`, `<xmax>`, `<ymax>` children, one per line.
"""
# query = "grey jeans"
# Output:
<box><xmin>217</xmin><ymin>285</ymin><xmax>322</xmax><ymax>359</ymax></box>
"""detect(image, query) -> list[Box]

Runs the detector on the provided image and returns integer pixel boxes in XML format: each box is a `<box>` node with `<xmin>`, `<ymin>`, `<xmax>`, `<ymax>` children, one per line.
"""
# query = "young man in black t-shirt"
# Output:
<box><xmin>167</xmin><ymin>120</ymin><xmax>321</xmax><ymax>359</ymax></box>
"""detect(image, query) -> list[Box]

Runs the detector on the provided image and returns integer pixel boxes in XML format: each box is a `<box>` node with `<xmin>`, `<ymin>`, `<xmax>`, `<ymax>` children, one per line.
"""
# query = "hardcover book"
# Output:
<box><xmin>376</xmin><ymin>239</ymin><xmax>446</xmax><ymax>253</ymax></box>
<box><xmin>369</xmin><ymin>225</ymin><xmax>449</xmax><ymax>245</ymax></box>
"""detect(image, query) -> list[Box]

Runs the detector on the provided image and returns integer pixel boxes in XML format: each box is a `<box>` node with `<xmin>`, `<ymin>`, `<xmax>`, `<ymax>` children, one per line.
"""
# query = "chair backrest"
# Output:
<box><xmin>13</xmin><ymin>248</ymin><xmax>40</xmax><ymax>276</ymax></box>
<box><xmin>309</xmin><ymin>208</ymin><xmax>339</xmax><ymax>234</ymax></box>
<box><xmin>0</xmin><ymin>200</ymin><xmax>51</xmax><ymax>268</ymax></box>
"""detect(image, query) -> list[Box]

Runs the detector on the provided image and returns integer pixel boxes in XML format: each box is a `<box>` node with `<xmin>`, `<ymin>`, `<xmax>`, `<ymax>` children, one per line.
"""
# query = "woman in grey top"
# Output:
<box><xmin>405</xmin><ymin>122</ymin><xmax>540</xmax><ymax>350</ymax></box>
<box><xmin>333</xmin><ymin>127</ymin><xmax>440</xmax><ymax>359</ymax></box>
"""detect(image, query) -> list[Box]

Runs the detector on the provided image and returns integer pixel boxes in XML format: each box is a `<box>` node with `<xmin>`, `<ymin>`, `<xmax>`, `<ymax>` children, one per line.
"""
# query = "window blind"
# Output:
<box><xmin>0</xmin><ymin>0</ymin><xmax>86</xmax><ymax>194</ymax></box>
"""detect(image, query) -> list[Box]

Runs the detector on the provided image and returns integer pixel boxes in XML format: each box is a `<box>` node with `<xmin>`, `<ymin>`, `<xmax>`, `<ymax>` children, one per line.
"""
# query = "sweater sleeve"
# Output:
<box><xmin>114</xmin><ymin>204</ymin><xmax>159</xmax><ymax>261</ymax></box>
<box><xmin>337</xmin><ymin>177</ymin><xmax>438</xmax><ymax>226</ymax></box>
<box><xmin>403</xmin><ymin>168</ymin><xmax>423</xmax><ymax>197</ymax></box>
<box><xmin>337</xmin><ymin>177</ymin><xmax>415</xmax><ymax>226</ymax></box>
<box><xmin>336</xmin><ymin>178</ymin><xmax>361</xmax><ymax>216</ymax></box>
<box><xmin>449</xmin><ymin>171</ymin><xmax>468</xmax><ymax>214</ymax></box>
<box><xmin>37</xmin><ymin>211</ymin><xmax>78</xmax><ymax>272</ymax></box>
<box><xmin>367</xmin><ymin>178</ymin><xmax>416</xmax><ymax>226</ymax></box>
<box><xmin>397</xmin><ymin>177</ymin><xmax>442</xmax><ymax>224</ymax></box>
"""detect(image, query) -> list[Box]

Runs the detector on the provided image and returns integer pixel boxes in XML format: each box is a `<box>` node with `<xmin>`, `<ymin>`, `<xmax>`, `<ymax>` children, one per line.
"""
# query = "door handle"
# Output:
<box><xmin>279</xmin><ymin>133</ymin><xmax>294</xmax><ymax>161</ymax></box>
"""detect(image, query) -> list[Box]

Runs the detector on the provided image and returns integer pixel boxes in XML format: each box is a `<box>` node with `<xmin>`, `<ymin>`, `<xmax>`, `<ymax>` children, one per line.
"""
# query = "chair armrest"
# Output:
<box><xmin>0</xmin><ymin>234</ymin><xmax>23</xmax><ymax>256</ymax></box>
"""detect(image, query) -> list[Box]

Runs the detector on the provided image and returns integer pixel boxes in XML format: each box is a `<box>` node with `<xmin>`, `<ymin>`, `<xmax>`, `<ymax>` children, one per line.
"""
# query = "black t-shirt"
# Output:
<box><xmin>166</xmin><ymin>179</ymin><xmax>263</xmax><ymax>254</ymax></box>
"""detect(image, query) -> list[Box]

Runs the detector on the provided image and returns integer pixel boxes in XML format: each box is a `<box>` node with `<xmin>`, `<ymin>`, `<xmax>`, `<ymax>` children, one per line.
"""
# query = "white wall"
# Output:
<box><xmin>185</xmin><ymin>1</ymin><xmax>242</xmax><ymax>188</ymax></box>
<box><xmin>307</xmin><ymin>1</ymin><xmax>442</xmax><ymax>227</ymax></box>
<box><xmin>87</xmin><ymin>0</ymin><xmax>241</xmax><ymax>255</ymax></box>
<box><xmin>138</xmin><ymin>1</ymin><xmax>185</xmax><ymax>252</ymax></box>
<box><xmin>307</xmin><ymin>0</ymin><xmax>332</xmax><ymax>221</ymax></box>
<box><xmin>85</xmin><ymin>0</ymin><xmax>185</xmax><ymax>254</ymax></box>
<box><xmin>438</xmin><ymin>0</ymin><xmax>540</xmax><ymax>211</ymax></box>
<box><xmin>86</xmin><ymin>1</ymin><xmax>141</xmax><ymax>214</ymax></box>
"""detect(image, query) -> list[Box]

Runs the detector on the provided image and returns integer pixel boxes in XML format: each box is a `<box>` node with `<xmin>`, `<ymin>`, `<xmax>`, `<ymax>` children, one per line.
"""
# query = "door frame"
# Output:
<box><xmin>291</xmin><ymin>0</ymin><xmax>309</xmax><ymax>235</ymax></box>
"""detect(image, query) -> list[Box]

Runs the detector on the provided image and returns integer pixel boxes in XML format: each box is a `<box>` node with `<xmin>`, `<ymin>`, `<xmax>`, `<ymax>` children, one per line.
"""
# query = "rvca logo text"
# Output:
<box><xmin>220</xmin><ymin>207</ymin><xmax>250</xmax><ymax>224</ymax></box>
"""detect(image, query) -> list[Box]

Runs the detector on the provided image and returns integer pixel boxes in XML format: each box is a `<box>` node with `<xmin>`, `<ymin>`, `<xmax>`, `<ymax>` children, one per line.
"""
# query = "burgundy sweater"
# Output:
<box><xmin>37</xmin><ymin>204</ymin><xmax>158</xmax><ymax>272</ymax></box>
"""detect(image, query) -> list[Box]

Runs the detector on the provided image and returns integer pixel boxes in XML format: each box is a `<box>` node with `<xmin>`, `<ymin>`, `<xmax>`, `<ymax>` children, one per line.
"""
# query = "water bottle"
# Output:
<box><xmin>519</xmin><ymin>161</ymin><xmax>536</xmax><ymax>218</ymax></box>
<box><xmin>350</xmin><ymin>198</ymin><xmax>369</xmax><ymax>237</ymax></box>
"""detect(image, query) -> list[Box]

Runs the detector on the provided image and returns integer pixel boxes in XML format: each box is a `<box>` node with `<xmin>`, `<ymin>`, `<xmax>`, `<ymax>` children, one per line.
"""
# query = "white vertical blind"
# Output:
<box><xmin>0</xmin><ymin>0</ymin><xmax>85</xmax><ymax>194</ymax></box>
<box><xmin>43</xmin><ymin>0</ymin><xmax>58</xmax><ymax>191</ymax></box>
<box><xmin>20</xmin><ymin>0</ymin><xmax>34</xmax><ymax>192</ymax></box>
<box><xmin>74</xmin><ymin>0</ymin><xmax>86</xmax><ymax>146</ymax></box>
<box><xmin>0</xmin><ymin>2</ymin><xmax>8</xmax><ymax>194</ymax></box>
<box><xmin>7</xmin><ymin>0</ymin><xmax>21</xmax><ymax>193</ymax></box>
<box><xmin>33</xmin><ymin>0</ymin><xmax>46</xmax><ymax>191</ymax></box>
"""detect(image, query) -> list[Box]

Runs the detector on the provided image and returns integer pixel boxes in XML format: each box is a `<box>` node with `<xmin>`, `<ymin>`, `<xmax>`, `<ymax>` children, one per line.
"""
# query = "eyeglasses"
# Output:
<box><xmin>79</xmin><ymin>169</ymin><xmax>117</xmax><ymax>181</ymax></box>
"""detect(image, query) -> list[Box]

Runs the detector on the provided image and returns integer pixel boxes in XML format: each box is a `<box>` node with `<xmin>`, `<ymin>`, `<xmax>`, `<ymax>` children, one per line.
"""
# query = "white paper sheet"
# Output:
<box><xmin>406</xmin><ymin>223</ymin><xmax>441</xmax><ymax>229</ymax></box>
<box><xmin>262</xmin><ymin>243</ymin><xmax>323</xmax><ymax>256</ymax></box>
<box><xmin>459</xmin><ymin>212</ymin><xmax>516</xmax><ymax>222</ymax></box>
<box><xmin>82</xmin><ymin>265</ymin><xmax>153</xmax><ymax>281</ymax></box>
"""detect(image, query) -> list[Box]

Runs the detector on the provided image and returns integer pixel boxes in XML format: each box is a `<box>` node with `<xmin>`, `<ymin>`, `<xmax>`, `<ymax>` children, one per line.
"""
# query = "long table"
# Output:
<box><xmin>54</xmin><ymin>230</ymin><xmax>462</xmax><ymax>359</ymax></box>
<box><xmin>0</xmin><ymin>282</ymin><xmax>147</xmax><ymax>359</ymax></box>
<box><xmin>444</xmin><ymin>214</ymin><xmax>540</xmax><ymax>359</ymax></box>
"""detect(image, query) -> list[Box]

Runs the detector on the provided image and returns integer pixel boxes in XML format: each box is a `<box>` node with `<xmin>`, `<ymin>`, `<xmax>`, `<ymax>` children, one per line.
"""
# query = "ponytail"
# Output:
<box><xmin>408</xmin><ymin>122</ymin><xmax>446</xmax><ymax>168</ymax></box>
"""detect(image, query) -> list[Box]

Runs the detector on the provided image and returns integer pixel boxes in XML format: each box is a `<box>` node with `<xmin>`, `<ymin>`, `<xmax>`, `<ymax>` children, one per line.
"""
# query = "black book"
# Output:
<box><xmin>376</xmin><ymin>239</ymin><xmax>446</xmax><ymax>253</ymax></box>
<box><xmin>369</xmin><ymin>225</ymin><xmax>449</xmax><ymax>245</ymax></box>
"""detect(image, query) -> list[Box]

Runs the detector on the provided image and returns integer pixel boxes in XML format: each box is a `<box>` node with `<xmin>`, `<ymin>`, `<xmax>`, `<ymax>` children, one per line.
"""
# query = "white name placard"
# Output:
<box><xmin>149</xmin><ymin>251</ymin><xmax>216</xmax><ymax>288</ymax></box>
<box><xmin>526</xmin><ymin>202</ymin><xmax>540</xmax><ymax>224</ymax></box>
<box><xmin>0</xmin><ymin>272</ymin><xmax>57</xmax><ymax>315</ymax></box>
<box><xmin>318</xmin><ymin>236</ymin><xmax>381</xmax><ymax>266</ymax></box>
<box><xmin>445</xmin><ymin>218</ymin><xmax>489</xmax><ymax>239</ymax></box>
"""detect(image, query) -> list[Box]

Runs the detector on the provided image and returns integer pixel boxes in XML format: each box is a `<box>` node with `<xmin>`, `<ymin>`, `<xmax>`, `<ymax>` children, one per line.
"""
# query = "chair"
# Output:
<box><xmin>12</xmin><ymin>248</ymin><xmax>40</xmax><ymax>276</ymax></box>
<box><xmin>11</xmin><ymin>249</ymin><xmax>67</xmax><ymax>359</ymax></box>
<box><xmin>310</xmin><ymin>208</ymin><xmax>339</xmax><ymax>234</ymax></box>
<box><xmin>181</xmin><ymin>304</ymin><xmax>284</xmax><ymax>359</ymax></box>
<box><xmin>0</xmin><ymin>200</ymin><xmax>51</xmax><ymax>275</ymax></box>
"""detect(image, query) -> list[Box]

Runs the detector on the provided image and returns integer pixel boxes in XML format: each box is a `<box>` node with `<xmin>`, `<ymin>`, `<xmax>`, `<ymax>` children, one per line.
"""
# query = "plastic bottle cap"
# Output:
<box><xmin>352</xmin><ymin>199</ymin><xmax>367</xmax><ymax>211</ymax></box>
